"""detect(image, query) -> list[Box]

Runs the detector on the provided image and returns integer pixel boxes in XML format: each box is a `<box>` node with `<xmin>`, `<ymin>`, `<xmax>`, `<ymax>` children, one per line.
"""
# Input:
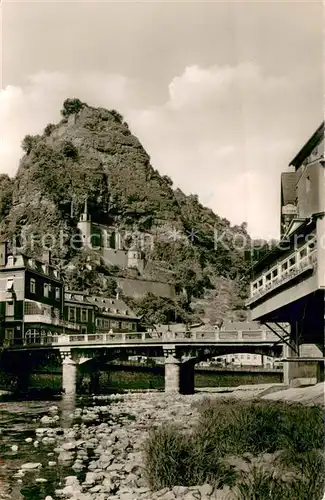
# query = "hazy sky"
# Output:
<box><xmin>1</xmin><ymin>0</ymin><xmax>323</xmax><ymax>239</ymax></box>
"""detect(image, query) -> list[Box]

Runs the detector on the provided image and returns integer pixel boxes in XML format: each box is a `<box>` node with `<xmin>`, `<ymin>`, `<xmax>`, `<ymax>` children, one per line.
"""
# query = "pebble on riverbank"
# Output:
<box><xmin>13</xmin><ymin>385</ymin><xmax>322</xmax><ymax>499</ymax></box>
<box><xmin>11</xmin><ymin>392</ymin><xmax>234</xmax><ymax>499</ymax></box>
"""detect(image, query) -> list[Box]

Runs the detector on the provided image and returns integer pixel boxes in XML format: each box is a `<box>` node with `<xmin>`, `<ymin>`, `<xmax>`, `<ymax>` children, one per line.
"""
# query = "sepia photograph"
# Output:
<box><xmin>0</xmin><ymin>1</ymin><xmax>324</xmax><ymax>499</ymax></box>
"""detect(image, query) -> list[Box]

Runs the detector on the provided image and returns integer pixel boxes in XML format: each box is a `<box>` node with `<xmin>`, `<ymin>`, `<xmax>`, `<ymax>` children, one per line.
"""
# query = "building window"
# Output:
<box><xmin>281</xmin><ymin>261</ymin><xmax>288</xmax><ymax>272</ymax></box>
<box><xmin>271</xmin><ymin>269</ymin><xmax>278</xmax><ymax>279</ymax></box>
<box><xmin>131</xmin><ymin>323</ymin><xmax>136</xmax><ymax>331</ymax></box>
<box><xmin>68</xmin><ymin>307</ymin><xmax>76</xmax><ymax>321</ymax></box>
<box><xmin>81</xmin><ymin>326</ymin><xmax>87</xmax><ymax>334</ymax></box>
<box><xmin>81</xmin><ymin>309</ymin><xmax>88</xmax><ymax>322</ymax></box>
<box><xmin>6</xmin><ymin>278</ymin><xmax>14</xmax><ymax>292</ymax></box>
<box><xmin>30</xmin><ymin>278</ymin><xmax>36</xmax><ymax>294</ymax></box>
<box><xmin>6</xmin><ymin>301</ymin><xmax>14</xmax><ymax>316</ymax></box>
<box><xmin>44</xmin><ymin>283</ymin><xmax>49</xmax><ymax>298</ymax></box>
<box><xmin>55</xmin><ymin>287</ymin><xmax>60</xmax><ymax>300</ymax></box>
<box><xmin>308</xmin><ymin>240</ymin><xmax>316</xmax><ymax>251</ymax></box>
<box><xmin>299</xmin><ymin>247</ymin><xmax>307</xmax><ymax>259</ymax></box>
<box><xmin>289</xmin><ymin>256</ymin><xmax>296</xmax><ymax>267</ymax></box>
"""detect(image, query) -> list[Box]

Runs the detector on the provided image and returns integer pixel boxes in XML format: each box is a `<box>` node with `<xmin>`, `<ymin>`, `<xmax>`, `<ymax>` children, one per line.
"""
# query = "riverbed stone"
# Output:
<box><xmin>58</xmin><ymin>451</ymin><xmax>74</xmax><ymax>462</ymax></box>
<box><xmin>198</xmin><ymin>484</ymin><xmax>214</xmax><ymax>496</ymax></box>
<box><xmin>173</xmin><ymin>486</ymin><xmax>189</xmax><ymax>496</ymax></box>
<box><xmin>21</xmin><ymin>462</ymin><xmax>42</xmax><ymax>470</ymax></box>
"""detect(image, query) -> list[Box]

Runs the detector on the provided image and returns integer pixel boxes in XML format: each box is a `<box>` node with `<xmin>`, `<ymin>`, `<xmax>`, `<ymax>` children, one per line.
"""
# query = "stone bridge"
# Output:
<box><xmin>5</xmin><ymin>329</ymin><xmax>283</xmax><ymax>394</ymax></box>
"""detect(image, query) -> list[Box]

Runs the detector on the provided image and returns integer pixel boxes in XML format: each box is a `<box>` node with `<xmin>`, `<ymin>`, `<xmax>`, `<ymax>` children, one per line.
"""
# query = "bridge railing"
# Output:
<box><xmin>9</xmin><ymin>328</ymin><xmax>280</xmax><ymax>347</ymax></box>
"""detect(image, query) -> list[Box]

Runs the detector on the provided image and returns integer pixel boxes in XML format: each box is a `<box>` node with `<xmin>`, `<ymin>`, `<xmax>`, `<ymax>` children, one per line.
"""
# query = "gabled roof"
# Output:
<box><xmin>64</xmin><ymin>290</ymin><xmax>139</xmax><ymax>320</ymax></box>
<box><xmin>289</xmin><ymin>122</ymin><xmax>324</xmax><ymax>169</ymax></box>
<box><xmin>281</xmin><ymin>172</ymin><xmax>297</xmax><ymax>205</ymax></box>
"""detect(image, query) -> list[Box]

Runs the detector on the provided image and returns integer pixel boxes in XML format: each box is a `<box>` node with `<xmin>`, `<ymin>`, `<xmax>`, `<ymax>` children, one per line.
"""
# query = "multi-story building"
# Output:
<box><xmin>246</xmin><ymin>122</ymin><xmax>324</xmax><ymax>365</ymax></box>
<box><xmin>213</xmin><ymin>353</ymin><xmax>275</xmax><ymax>369</ymax></box>
<box><xmin>0</xmin><ymin>242</ymin><xmax>78</xmax><ymax>346</ymax></box>
<box><xmin>64</xmin><ymin>291</ymin><xmax>140</xmax><ymax>334</ymax></box>
<box><xmin>0</xmin><ymin>242</ymin><xmax>140</xmax><ymax>347</ymax></box>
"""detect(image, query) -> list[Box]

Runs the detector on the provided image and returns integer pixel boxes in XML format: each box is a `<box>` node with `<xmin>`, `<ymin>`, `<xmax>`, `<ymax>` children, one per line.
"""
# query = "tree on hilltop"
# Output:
<box><xmin>61</xmin><ymin>98</ymin><xmax>84</xmax><ymax>117</ymax></box>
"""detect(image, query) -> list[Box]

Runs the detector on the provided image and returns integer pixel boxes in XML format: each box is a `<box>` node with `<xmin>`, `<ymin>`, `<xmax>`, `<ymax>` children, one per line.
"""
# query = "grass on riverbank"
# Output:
<box><xmin>144</xmin><ymin>399</ymin><xmax>325</xmax><ymax>499</ymax></box>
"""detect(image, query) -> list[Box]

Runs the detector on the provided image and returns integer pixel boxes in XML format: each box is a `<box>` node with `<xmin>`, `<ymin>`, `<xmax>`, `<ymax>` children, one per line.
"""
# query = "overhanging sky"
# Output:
<box><xmin>1</xmin><ymin>0</ymin><xmax>323</xmax><ymax>239</ymax></box>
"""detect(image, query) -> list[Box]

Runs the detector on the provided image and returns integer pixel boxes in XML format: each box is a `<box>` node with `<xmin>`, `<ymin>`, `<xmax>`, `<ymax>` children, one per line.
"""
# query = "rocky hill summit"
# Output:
<box><xmin>0</xmin><ymin>98</ymin><xmax>252</xmax><ymax>324</ymax></box>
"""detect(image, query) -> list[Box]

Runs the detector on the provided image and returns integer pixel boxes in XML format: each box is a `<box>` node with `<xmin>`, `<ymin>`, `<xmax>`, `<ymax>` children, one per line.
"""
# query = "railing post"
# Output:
<box><xmin>215</xmin><ymin>330</ymin><xmax>220</xmax><ymax>341</ymax></box>
<box><xmin>141</xmin><ymin>333</ymin><xmax>146</xmax><ymax>341</ymax></box>
<box><xmin>85</xmin><ymin>334</ymin><xmax>88</xmax><ymax>343</ymax></box>
<box><xmin>121</xmin><ymin>333</ymin><xmax>126</xmax><ymax>343</ymax></box>
<box><xmin>237</xmin><ymin>330</ymin><xmax>242</xmax><ymax>340</ymax></box>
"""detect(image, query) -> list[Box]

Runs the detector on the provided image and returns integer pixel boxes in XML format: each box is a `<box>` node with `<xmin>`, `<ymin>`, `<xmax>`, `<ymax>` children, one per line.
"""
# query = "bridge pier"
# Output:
<box><xmin>62</xmin><ymin>356</ymin><xmax>77</xmax><ymax>395</ymax></box>
<box><xmin>164</xmin><ymin>355</ymin><xmax>180</xmax><ymax>393</ymax></box>
<box><xmin>164</xmin><ymin>349</ymin><xmax>196</xmax><ymax>394</ymax></box>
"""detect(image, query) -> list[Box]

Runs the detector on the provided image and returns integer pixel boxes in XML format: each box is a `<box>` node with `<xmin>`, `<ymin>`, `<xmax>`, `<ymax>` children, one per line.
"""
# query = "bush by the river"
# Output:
<box><xmin>144</xmin><ymin>399</ymin><xmax>325</xmax><ymax>498</ymax></box>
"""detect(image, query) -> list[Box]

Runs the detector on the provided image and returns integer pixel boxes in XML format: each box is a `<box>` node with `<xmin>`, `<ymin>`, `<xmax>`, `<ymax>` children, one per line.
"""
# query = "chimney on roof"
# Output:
<box><xmin>0</xmin><ymin>241</ymin><xmax>8</xmax><ymax>268</ymax></box>
<box><xmin>42</xmin><ymin>249</ymin><xmax>51</xmax><ymax>265</ymax></box>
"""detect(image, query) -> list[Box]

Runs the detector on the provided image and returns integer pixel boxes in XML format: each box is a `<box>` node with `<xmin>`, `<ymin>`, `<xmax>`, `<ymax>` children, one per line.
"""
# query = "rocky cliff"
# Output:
<box><xmin>0</xmin><ymin>98</ymin><xmax>251</xmax><ymax>324</ymax></box>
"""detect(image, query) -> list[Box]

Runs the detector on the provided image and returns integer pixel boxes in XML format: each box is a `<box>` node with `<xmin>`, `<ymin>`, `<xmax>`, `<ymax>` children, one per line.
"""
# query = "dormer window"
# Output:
<box><xmin>44</xmin><ymin>283</ymin><xmax>49</xmax><ymax>298</ymax></box>
<box><xmin>30</xmin><ymin>278</ymin><xmax>36</xmax><ymax>294</ymax></box>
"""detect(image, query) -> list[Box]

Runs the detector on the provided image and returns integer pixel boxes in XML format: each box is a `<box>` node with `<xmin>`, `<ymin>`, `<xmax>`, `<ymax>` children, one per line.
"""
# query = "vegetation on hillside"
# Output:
<box><xmin>0</xmin><ymin>99</ymin><xmax>254</xmax><ymax>324</ymax></box>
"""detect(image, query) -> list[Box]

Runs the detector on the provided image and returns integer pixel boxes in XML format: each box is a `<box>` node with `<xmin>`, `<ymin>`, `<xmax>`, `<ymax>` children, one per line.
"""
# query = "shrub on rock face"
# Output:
<box><xmin>61</xmin><ymin>141</ymin><xmax>79</xmax><ymax>160</ymax></box>
<box><xmin>61</xmin><ymin>98</ymin><xmax>84</xmax><ymax>117</ymax></box>
<box><xmin>109</xmin><ymin>109</ymin><xmax>124</xmax><ymax>123</ymax></box>
<box><xmin>21</xmin><ymin>134</ymin><xmax>38</xmax><ymax>154</ymax></box>
<box><xmin>44</xmin><ymin>123</ymin><xmax>55</xmax><ymax>136</ymax></box>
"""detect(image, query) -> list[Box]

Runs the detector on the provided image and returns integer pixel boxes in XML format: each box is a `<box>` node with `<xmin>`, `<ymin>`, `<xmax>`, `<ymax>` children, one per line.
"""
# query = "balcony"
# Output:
<box><xmin>24</xmin><ymin>314</ymin><xmax>79</xmax><ymax>331</ymax></box>
<box><xmin>247</xmin><ymin>240</ymin><xmax>317</xmax><ymax>307</ymax></box>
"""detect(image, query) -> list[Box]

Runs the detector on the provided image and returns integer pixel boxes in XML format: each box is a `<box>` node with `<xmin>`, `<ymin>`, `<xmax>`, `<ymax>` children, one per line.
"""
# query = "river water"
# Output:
<box><xmin>0</xmin><ymin>394</ymin><xmax>92</xmax><ymax>500</ymax></box>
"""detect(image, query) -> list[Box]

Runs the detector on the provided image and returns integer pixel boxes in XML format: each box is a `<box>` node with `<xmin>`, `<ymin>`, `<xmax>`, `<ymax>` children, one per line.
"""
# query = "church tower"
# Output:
<box><xmin>77</xmin><ymin>198</ymin><xmax>92</xmax><ymax>248</ymax></box>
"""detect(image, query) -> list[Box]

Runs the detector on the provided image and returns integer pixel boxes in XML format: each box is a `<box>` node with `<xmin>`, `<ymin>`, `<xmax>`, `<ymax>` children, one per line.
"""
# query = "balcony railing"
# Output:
<box><xmin>9</xmin><ymin>328</ymin><xmax>280</xmax><ymax>347</ymax></box>
<box><xmin>24</xmin><ymin>314</ymin><xmax>79</xmax><ymax>331</ymax></box>
<box><xmin>247</xmin><ymin>243</ymin><xmax>317</xmax><ymax>306</ymax></box>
